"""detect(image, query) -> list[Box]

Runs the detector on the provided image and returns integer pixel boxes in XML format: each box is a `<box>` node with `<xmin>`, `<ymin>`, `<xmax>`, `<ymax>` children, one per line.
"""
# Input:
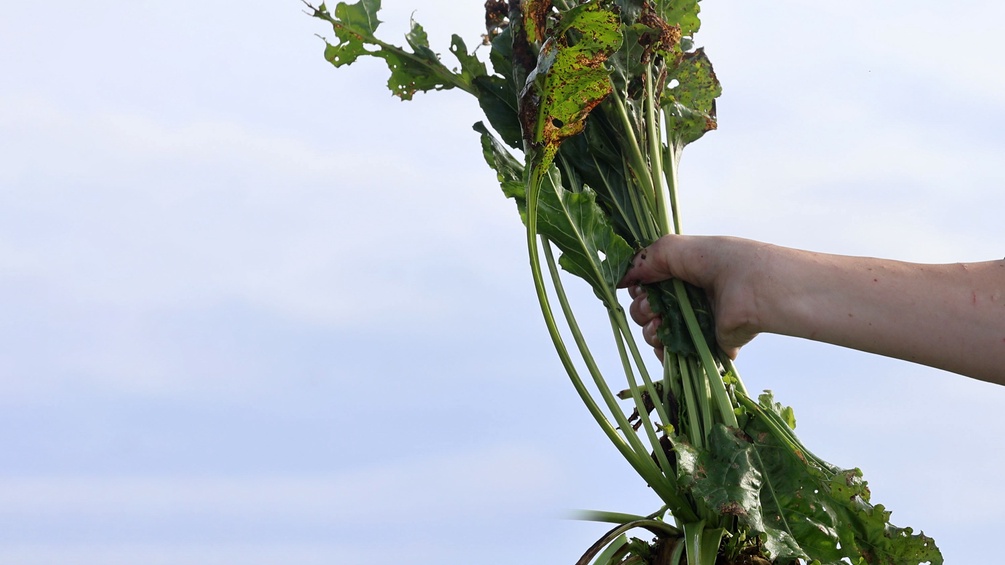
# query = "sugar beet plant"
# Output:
<box><xmin>308</xmin><ymin>1</ymin><xmax>943</xmax><ymax>563</ymax></box>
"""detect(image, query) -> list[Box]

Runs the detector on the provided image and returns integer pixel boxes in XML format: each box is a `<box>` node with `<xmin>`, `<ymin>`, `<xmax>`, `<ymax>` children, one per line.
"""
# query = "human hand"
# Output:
<box><xmin>619</xmin><ymin>235</ymin><xmax>769</xmax><ymax>359</ymax></box>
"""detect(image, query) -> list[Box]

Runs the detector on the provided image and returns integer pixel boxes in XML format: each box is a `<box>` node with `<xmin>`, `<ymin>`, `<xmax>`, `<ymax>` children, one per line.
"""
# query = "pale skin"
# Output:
<box><xmin>619</xmin><ymin>235</ymin><xmax>1005</xmax><ymax>386</ymax></box>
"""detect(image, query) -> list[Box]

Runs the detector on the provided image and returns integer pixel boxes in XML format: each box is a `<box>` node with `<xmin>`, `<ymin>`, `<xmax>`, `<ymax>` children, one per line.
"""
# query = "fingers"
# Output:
<box><xmin>627</xmin><ymin>285</ymin><xmax>664</xmax><ymax>351</ymax></box>
<box><xmin>627</xmin><ymin>284</ymin><xmax>643</xmax><ymax>299</ymax></box>
<box><xmin>627</xmin><ymin>286</ymin><xmax>655</xmax><ymax>326</ymax></box>
<box><xmin>642</xmin><ymin>319</ymin><xmax>661</xmax><ymax>348</ymax></box>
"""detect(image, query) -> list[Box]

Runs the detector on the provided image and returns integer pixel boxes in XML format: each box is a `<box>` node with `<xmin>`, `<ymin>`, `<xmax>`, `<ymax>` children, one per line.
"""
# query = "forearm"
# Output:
<box><xmin>759</xmin><ymin>247</ymin><xmax>1005</xmax><ymax>384</ymax></box>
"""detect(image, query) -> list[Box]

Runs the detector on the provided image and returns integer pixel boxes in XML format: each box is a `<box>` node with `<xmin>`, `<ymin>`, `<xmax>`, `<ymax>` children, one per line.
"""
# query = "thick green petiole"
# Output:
<box><xmin>531</xmin><ymin>175</ymin><xmax>694</xmax><ymax>517</ymax></box>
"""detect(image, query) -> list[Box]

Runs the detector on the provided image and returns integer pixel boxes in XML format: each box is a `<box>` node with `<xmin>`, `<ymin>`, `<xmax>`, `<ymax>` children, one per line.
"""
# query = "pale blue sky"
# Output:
<box><xmin>0</xmin><ymin>1</ymin><xmax>1002</xmax><ymax>563</ymax></box>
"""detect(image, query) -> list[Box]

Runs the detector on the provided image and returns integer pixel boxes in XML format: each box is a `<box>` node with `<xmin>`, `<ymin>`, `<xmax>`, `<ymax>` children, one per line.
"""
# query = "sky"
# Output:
<box><xmin>0</xmin><ymin>1</ymin><xmax>1003</xmax><ymax>563</ymax></box>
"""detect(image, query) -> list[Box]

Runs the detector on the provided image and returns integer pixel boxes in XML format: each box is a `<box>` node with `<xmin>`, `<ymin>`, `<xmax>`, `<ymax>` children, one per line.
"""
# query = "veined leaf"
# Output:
<box><xmin>677</xmin><ymin>396</ymin><xmax>944</xmax><ymax>565</ymax></box>
<box><xmin>612</xmin><ymin>0</ymin><xmax>644</xmax><ymax>22</ymax></box>
<box><xmin>477</xmin><ymin>123</ymin><xmax>632</xmax><ymax>298</ymax></box>
<box><xmin>474</xmin><ymin>26</ymin><xmax>524</xmax><ymax>149</ymax></box>
<box><xmin>557</xmin><ymin>114</ymin><xmax>654</xmax><ymax>247</ymax></box>
<box><xmin>759</xmin><ymin>390</ymin><xmax>797</xmax><ymax>430</ymax></box>
<box><xmin>539</xmin><ymin>178</ymin><xmax>635</xmax><ymax>299</ymax></box>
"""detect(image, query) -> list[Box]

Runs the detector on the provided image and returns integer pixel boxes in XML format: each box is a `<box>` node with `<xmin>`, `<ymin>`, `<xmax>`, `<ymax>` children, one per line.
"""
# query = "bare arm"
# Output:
<box><xmin>620</xmin><ymin>235</ymin><xmax>1005</xmax><ymax>385</ymax></box>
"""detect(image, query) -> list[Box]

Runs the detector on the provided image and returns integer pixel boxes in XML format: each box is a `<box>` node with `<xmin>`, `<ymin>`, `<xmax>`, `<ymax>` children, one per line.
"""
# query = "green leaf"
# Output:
<box><xmin>539</xmin><ymin>178</ymin><xmax>636</xmax><ymax>298</ymax></box>
<box><xmin>656</xmin><ymin>0</ymin><xmax>700</xmax><ymax>37</ymax></box>
<box><xmin>613</xmin><ymin>0</ymin><xmax>644</xmax><ymax>22</ymax></box>
<box><xmin>479</xmin><ymin>119</ymin><xmax>633</xmax><ymax>298</ymax></box>
<box><xmin>319</xmin><ymin>0</ymin><xmax>382</xmax><ymax>67</ymax></box>
<box><xmin>758</xmin><ymin>390</ymin><xmax>797</xmax><ymax>430</ymax></box>
<box><xmin>473</xmin><ymin>73</ymin><xmax>523</xmax><ymax>149</ymax></box>
<box><xmin>310</xmin><ymin>0</ymin><xmax>481</xmax><ymax>100</ymax></box>
<box><xmin>677</xmin><ymin>400</ymin><xmax>944</xmax><ymax>565</ymax></box>
<box><xmin>553</xmin><ymin>106</ymin><xmax>658</xmax><ymax>247</ymax></box>
<box><xmin>450</xmin><ymin>35</ymin><xmax>488</xmax><ymax>82</ymax></box>
<box><xmin>377</xmin><ymin>20</ymin><xmax>454</xmax><ymax>99</ymax></box>
<box><xmin>403</xmin><ymin>18</ymin><xmax>437</xmax><ymax>61</ymax></box>
<box><xmin>474</xmin><ymin>122</ymin><xmax>526</xmax><ymax>208</ymax></box>
<box><xmin>663</xmin><ymin>48</ymin><xmax>721</xmax><ymax>148</ymax></box>
<box><xmin>608</xmin><ymin>21</ymin><xmax>660</xmax><ymax>99</ymax></box>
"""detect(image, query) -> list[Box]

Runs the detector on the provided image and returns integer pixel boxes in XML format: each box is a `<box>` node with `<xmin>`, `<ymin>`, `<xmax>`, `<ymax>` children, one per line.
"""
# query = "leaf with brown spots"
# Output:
<box><xmin>521</xmin><ymin>1</ymin><xmax>622</xmax><ymax>173</ymax></box>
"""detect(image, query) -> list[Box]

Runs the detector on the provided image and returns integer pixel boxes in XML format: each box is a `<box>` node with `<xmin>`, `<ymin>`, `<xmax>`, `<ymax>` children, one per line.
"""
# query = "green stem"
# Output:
<box><xmin>720</xmin><ymin>356</ymin><xmax>749</xmax><ymax>398</ymax></box>
<box><xmin>523</xmin><ymin>169</ymin><xmax>640</xmax><ymax>466</ymax></box>
<box><xmin>578</xmin><ymin>520</ymin><xmax>684</xmax><ymax>565</ymax></box>
<box><xmin>538</xmin><ymin>238</ymin><xmax>652</xmax><ymax>468</ymax></box>
<box><xmin>609</xmin><ymin>315</ymin><xmax>675</xmax><ymax>476</ymax></box>
<box><xmin>613</xmin><ymin>315</ymin><xmax>671</xmax><ymax>428</ymax></box>
<box><xmin>610</xmin><ymin>94</ymin><xmax>658</xmax><ymax>218</ymax></box>
<box><xmin>677</xmin><ymin>354</ymin><xmax>704</xmax><ymax>450</ymax></box>
<box><xmin>687</xmin><ymin>356</ymin><xmax>713</xmax><ymax>444</ymax></box>
<box><xmin>736</xmin><ymin>391</ymin><xmax>833</xmax><ymax>470</ymax></box>
<box><xmin>655</xmin><ymin>125</ymin><xmax>737</xmax><ymax>430</ymax></box>
<box><xmin>682</xmin><ymin>520</ymin><xmax>706</xmax><ymax>565</ymax></box>
<box><xmin>540</xmin><ymin>236</ymin><xmax>694</xmax><ymax>514</ymax></box>
<box><xmin>672</xmin><ymin>279</ymin><xmax>737</xmax><ymax>429</ymax></box>
<box><xmin>646</xmin><ymin>64</ymin><xmax>673</xmax><ymax>236</ymax></box>
<box><xmin>662</xmin><ymin>115</ymin><xmax>684</xmax><ymax>235</ymax></box>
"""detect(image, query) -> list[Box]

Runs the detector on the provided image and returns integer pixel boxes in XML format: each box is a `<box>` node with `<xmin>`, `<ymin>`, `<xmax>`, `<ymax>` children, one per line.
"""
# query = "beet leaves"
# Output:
<box><xmin>308</xmin><ymin>1</ymin><xmax>943</xmax><ymax>563</ymax></box>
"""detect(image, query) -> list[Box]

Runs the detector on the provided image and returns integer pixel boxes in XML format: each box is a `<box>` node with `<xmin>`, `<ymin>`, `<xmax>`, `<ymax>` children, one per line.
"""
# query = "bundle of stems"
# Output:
<box><xmin>309</xmin><ymin>1</ymin><xmax>943</xmax><ymax>563</ymax></box>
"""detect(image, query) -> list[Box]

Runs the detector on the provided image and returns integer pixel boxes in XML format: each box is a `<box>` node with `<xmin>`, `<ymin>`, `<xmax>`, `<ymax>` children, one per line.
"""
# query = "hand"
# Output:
<box><xmin>619</xmin><ymin>235</ymin><xmax>770</xmax><ymax>359</ymax></box>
